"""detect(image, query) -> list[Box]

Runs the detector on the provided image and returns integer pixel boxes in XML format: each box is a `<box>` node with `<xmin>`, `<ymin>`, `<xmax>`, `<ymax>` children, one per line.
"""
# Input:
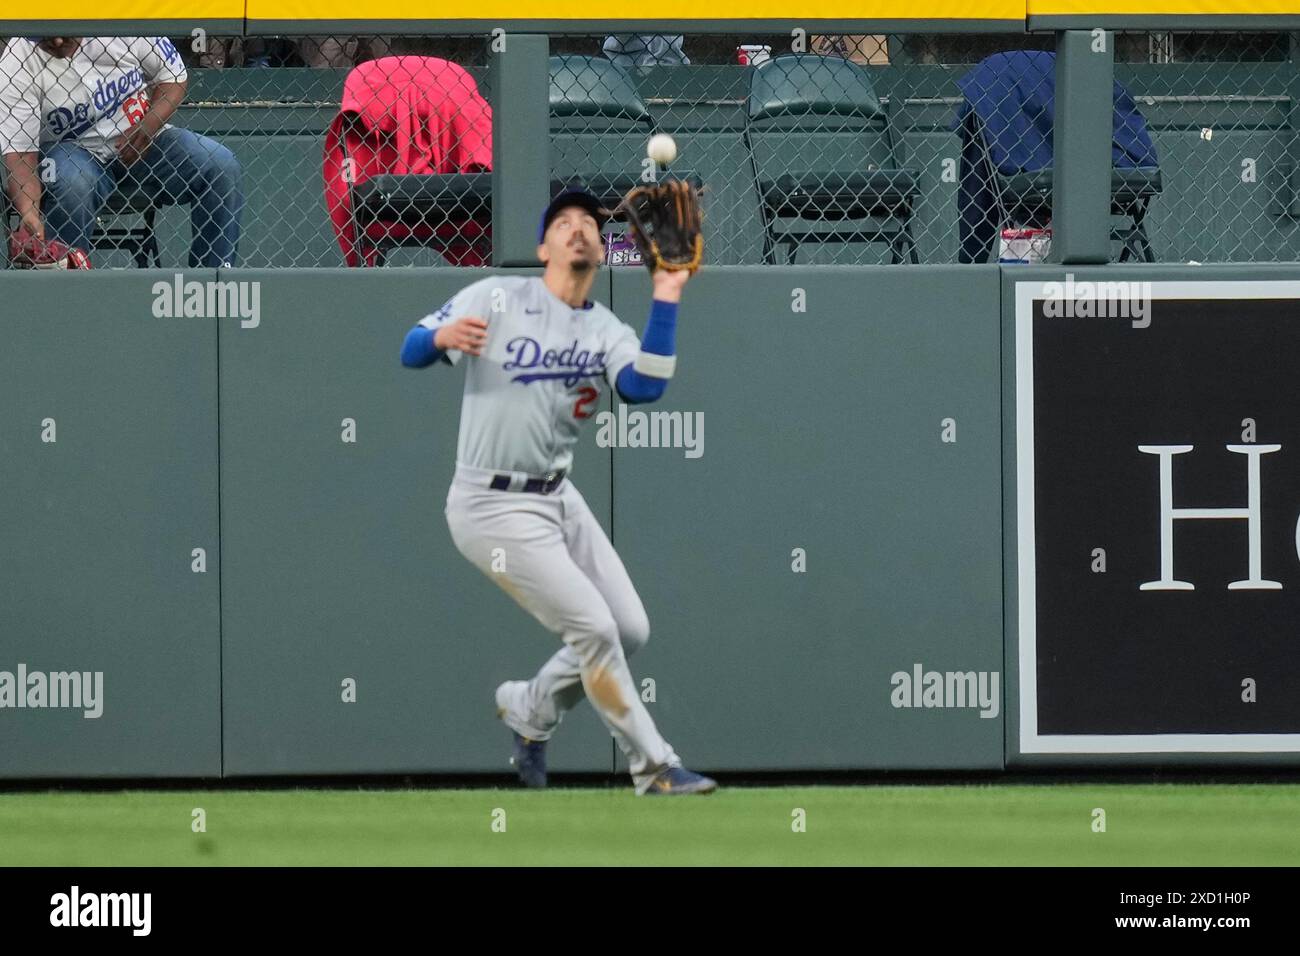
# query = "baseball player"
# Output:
<box><xmin>400</xmin><ymin>184</ymin><xmax>715</xmax><ymax>795</ymax></box>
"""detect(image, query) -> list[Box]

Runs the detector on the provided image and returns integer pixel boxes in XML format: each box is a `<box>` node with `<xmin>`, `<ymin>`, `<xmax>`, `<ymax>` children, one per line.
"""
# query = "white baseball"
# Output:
<box><xmin>647</xmin><ymin>134</ymin><xmax>678</xmax><ymax>165</ymax></box>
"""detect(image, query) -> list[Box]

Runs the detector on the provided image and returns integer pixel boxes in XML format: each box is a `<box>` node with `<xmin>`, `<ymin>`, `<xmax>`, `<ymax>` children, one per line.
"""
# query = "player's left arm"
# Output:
<box><xmin>614</xmin><ymin>269</ymin><xmax>689</xmax><ymax>405</ymax></box>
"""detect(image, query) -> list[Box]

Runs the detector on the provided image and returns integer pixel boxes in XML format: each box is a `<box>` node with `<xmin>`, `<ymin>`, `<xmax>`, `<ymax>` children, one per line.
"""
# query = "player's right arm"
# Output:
<box><xmin>400</xmin><ymin>281</ymin><xmax>491</xmax><ymax>368</ymax></box>
<box><xmin>606</xmin><ymin>266</ymin><xmax>691</xmax><ymax>402</ymax></box>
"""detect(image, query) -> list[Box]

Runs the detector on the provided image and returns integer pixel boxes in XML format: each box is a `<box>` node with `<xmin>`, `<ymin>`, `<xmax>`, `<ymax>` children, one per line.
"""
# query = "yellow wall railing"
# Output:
<box><xmin>12</xmin><ymin>0</ymin><xmax>1300</xmax><ymax>25</ymax></box>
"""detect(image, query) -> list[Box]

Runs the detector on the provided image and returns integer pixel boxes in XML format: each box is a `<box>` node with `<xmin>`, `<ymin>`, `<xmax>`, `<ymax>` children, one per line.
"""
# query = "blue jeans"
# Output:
<box><xmin>42</xmin><ymin>127</ymin><xmax>244</xmax><ymax>267</ymax></box>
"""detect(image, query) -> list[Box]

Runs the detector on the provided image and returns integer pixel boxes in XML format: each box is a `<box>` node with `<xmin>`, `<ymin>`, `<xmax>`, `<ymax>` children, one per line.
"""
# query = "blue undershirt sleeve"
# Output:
<box><xmin>615</xmin><ymin>299</ymin><xmax>678</xmax><ymax>404</ymax></box>
<box><xmin>401</xmin><ymin>325</ymin><xmax>445</xmax><ymax>368</ymax></box>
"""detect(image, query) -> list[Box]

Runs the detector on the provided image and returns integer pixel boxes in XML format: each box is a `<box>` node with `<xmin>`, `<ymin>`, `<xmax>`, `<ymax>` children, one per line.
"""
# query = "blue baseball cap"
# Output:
<box><xmin>538</xmin><ymin>186</ymin><xmax>609</xmax><ymax>243</ymax></box>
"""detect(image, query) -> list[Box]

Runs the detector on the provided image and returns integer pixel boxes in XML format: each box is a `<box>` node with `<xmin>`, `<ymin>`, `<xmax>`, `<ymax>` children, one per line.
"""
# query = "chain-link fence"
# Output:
<box><xmin>1116</xmin><ymin>31</ymin><xmax>1297</xmax><ymax>263</ymax></box>
<box><xmin>555</xmin><ymin>33</ymin><xmax>1103</xmax><ymax>266</ymax></box>
<box><xmin>0</xmin><ymin>31</ymin><xmax>1296</xmax><ymax>268</ymax></box>
<box><xmin>0</xmin><ymin>35</ymin><xmax>492</xmax><ymax>269</ymax></box>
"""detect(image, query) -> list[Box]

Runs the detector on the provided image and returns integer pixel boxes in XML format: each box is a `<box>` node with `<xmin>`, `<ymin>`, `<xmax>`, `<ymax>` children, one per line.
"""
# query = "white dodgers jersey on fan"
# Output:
<box><xmin>0</xmin><ymin>37</ymin><xmax>187</xmax><ymax>162</ymax></box>
<box><xmin>419</xmin><ymin>275</ymin><xmax>642</xmax><ymax>476</ymax></box>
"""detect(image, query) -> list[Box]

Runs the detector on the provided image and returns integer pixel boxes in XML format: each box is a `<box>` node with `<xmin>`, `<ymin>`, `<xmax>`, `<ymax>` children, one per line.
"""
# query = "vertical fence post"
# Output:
<box><xmin>491</xmin><ymin>33</ymin><xmax>550</xmax><ymax>267</ymax></box>
<box><xmin>1052</xmin><ymin>29</ymin><xmax>1114</xmax><ymax>264</ymax></box>
<box><xmin>1287</xmin><ymin>33</ymin><xmax>1300</xmax><ymax>223</ymax></box>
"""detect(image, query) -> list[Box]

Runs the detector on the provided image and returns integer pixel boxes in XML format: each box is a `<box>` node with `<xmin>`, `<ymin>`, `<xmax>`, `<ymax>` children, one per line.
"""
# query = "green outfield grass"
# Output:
<box><xmin>1</xmin><ymin>784</ymin><xmax>1297</xmax><ymax>866</ymax></box>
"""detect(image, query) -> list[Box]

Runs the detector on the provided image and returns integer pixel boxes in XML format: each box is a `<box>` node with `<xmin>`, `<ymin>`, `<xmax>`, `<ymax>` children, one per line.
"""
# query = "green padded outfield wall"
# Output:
<box><xmin>0</xmin><ymin>271</ymin><xmax>222</xmax><ymax>777</ymax></box>
<box><xmin>0</xmin><ymin>266</ymin><xmax>1005</xmax><ymax>778</ymax></box>
<box><xmin>609</xmin><ymin>267</ymin><xmax>1005</xmax><ymax>771</ymax></box>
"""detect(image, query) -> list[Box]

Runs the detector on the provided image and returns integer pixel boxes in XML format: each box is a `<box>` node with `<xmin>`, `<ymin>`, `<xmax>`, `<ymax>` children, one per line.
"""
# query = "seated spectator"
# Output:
<box><xmin>299</xmin><ymin>37</ymin><xmax>399</xmax><ymax>68</ymax></box>
<box><xmin>602</xmin><ymin>35</ymin><xmax>689</xmax><ymax>67</ymax></box>
<box><xmin>810</xmin><ymin>35</ymin><xmax>890</xmax><ymax>65</ymax></box>
<box><xmin>188</xmin><ymin>36</ymin><xmax>397</xmax><ymax>70</ymax></box>
<box><xmin>0</xmin><ymin>36</ymin><xmax>243</xmax><ymax>266</ymax></box>
<box><xmin>297</xmin><ymin>36</ymin><xmax>360</xmax><ymax>68</ymax></box>
<box><xmin>297</xmin><ymin>37</ymin><xmax>396</xmax><ymax>68</ymax></box>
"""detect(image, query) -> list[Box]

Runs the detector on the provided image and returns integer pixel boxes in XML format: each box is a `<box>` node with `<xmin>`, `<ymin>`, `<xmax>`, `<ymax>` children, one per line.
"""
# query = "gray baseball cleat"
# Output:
<box><xmin>644</xmin><ymin>766</ymin><xmax>718</xmax><ymax>795</ymax></box>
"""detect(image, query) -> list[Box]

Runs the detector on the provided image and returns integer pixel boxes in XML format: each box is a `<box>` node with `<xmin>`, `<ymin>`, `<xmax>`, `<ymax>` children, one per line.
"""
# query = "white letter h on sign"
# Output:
<box><xmin>1137</xmin><ymin>443</ymin><xmax>1282</xmax><ymax>591</ymax></box>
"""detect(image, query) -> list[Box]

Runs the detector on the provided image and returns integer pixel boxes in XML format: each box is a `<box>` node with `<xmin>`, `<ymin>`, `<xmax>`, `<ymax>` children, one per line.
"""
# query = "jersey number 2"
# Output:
<box><xmin>572</xmin><ymin>387</ymin><xmax>599</xmax><ymax>419</ymax></box>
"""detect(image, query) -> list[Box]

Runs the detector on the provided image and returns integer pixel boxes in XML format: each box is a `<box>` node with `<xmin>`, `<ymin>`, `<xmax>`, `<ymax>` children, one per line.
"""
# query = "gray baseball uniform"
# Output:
<box><xmin>419</xmin><ymin>274</ymin><xmax>682</xmax><ymax>793</ymax></box>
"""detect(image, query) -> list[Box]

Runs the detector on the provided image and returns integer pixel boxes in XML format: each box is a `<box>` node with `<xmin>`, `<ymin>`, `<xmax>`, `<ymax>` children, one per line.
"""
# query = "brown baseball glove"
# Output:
<box><xmin>613</xmin><ymin>179</ymin><xmax>703</xmax><ymax>275</ymax></box>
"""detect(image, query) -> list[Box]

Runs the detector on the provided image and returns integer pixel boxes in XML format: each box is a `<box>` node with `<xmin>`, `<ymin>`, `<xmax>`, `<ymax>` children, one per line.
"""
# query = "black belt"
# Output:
<box><xmin>489</xmin><ymin>469</ymin><xmax>566</xmax><ymax>494</ymax></box>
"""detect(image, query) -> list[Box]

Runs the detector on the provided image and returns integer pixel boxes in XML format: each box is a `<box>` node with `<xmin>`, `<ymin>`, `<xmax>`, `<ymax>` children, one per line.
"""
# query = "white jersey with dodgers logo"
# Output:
<box><xmin>0</xmin><ymin>37</ymin><xmax>187</xmax><ymax>163</ymax></box>
<box><xmin>419</xmin><ymin>275</ymin><xmax>642</xmax><ymax>476</ymax></box>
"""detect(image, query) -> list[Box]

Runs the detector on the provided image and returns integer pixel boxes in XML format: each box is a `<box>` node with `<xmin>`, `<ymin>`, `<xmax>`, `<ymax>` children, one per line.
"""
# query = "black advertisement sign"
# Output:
<box><xmin>1015</xmin><ymin>279</ymin><xmax>1300</xmax><ymax>753</ymax></box>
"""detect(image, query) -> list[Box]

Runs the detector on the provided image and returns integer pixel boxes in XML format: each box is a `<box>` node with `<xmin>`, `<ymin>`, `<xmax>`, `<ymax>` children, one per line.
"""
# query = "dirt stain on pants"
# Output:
<box><xmin>587</xmin><ymin>665</ymin><xmax>630</xmax><ymax>718</ymax></box>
